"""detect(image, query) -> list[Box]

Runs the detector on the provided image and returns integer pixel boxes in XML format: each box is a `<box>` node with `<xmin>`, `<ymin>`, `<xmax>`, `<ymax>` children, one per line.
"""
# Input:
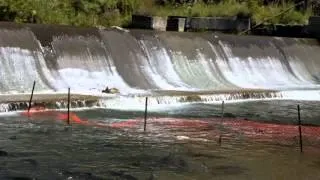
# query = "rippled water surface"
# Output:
<box><xmin>0</xmin><ymin>100</ymin><xmax>320</xmax><ymax>180</ymax></box>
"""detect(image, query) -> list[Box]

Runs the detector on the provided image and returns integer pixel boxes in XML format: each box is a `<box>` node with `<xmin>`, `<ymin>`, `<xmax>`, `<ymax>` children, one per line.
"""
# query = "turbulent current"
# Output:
<box><xmin>2</xmin><ymin>22</ymin><xmax>320</xmax><ymax>180</ymax></box>
<box><xmin>0</xmin><ymin>22</ymin><xmax>320</xmax><ymax>101</ymax></box>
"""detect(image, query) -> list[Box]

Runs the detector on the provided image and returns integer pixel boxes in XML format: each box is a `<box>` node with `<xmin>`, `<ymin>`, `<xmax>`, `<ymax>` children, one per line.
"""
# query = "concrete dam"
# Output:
<box><xmin>0</xmin><ymin>22</ymin><xmax>320</xmax><ymax>101</ymax></box>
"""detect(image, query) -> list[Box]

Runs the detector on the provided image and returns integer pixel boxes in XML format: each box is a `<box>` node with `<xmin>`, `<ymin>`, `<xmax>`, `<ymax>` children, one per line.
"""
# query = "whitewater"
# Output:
<box><xmin>0</xmin><ymin>22</ymin><xmax>320</xmax><ymax>106</ymax></box>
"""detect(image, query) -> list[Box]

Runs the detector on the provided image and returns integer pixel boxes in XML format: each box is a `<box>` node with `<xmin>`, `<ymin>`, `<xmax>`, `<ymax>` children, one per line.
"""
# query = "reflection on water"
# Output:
<box><xmin>0</xmin><ymin>101</ymin><xmax>320</xmax><ymax>179</ymax></box>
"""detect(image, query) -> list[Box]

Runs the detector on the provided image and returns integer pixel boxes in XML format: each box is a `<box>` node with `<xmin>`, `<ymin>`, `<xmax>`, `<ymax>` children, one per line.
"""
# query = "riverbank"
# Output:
<box><xmin>1</xmin><ymin>0</ymin><xmax>311</xmax><ymax>28</ymax></box>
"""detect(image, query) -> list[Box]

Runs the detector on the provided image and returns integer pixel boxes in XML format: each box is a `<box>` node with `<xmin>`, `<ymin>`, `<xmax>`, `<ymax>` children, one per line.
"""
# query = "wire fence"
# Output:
<box><xmin>136</xmin><ymin>98</ymin><xmax>320</xmax><ymax>153</ymax></box>
<box><xmin>3</xmin><ymin>81</ymin><xmax>320</xmax><ymax>154</ymax></box>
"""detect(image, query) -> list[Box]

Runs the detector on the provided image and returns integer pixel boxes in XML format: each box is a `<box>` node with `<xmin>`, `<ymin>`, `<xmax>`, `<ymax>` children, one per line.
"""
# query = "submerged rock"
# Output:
<box><xmin>4</xmin><ymin>176</ymin><xmax>35</xmax><ymax>180</ymax></box>
<box><xmin>9</xmin><ymin>136</ymin><xmax>17</xmax><ymax>140</ymax></box>
<box><xmin>0</xmin><ymin>150</ymin><xmax>8</xmax><ymax>157</ymax></box>
<box><xmin>179</xmin><ymin>95</ymin><xmax>202</xmax><ymax>102</ymax></box>
<box><xmin>108</xmin><ymin>170</ymin><xmax>137</xmax><ymax>180</ymax></box>
<box><xmin>21</xmin><ymin>159</ymin><xmax>38</xmax><ymax>167</ymax></box>
<box><xmin>224</xmin><ymin>112</ymin><xmax>236</xmax><ymax>118</ymax></box>
<box><xmin>159</xmin><ymin>154</ymin><xmax>188</xmax><ymax>170</ymax></box>
<box><xmin>61</xmin><ymin>170</ymin><xmax>104</xmax><ymax>180</ymax></box>
<box><xmin>147</xmin><ymin>173</ymin><xmax>157</xmax><ymax>180</ymax></box>
<box><xmin>102</xmin><ymin>87</ymin><xmax>119</xmax><ymax>94</ymax></box>
<box><xmin>109</xmin><ymin>88</ymin><xmax>119</xmax><ymax>94</ymax></box>
<box><xmin>212</xmin><ymin>165</ymin><xmax>246</xmax><ymax>176</ymax></box>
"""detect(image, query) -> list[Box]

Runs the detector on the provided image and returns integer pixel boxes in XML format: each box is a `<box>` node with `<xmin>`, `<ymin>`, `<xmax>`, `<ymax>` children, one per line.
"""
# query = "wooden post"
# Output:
<box><xmin>297</xmin><ymin>104</ymin><xmax>303</xmax><ymax>153</ymax></box>
<box><xmin>219</xmin><ymin>100</ymin><xmax>225</xmax><ymax>145</ymax></box>
<box><xmin>67</xmin><ymin>88</ymin><xmax>71</xmax><ymax>125</ymax></box>
<box><xmin>27</xmin><ymin>81</ymin><xmax>36</xmax><ymax>116</ymax></box>
<box><xmin>221</xmin><ymin>100</ymin><xmax>225</xmax><ymax>119</ymax></box>
<box><xmin>144</xmin><ymin>97</ymin><xmax>148</xmax><ymax>132</ymax></box>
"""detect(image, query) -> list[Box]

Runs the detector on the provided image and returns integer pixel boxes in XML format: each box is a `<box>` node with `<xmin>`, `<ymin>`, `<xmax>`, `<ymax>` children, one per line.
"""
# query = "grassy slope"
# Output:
<box><xmin>0</xmin><ymin>0</ymin><xmax>312</xmax><ymax>27</ymax></box>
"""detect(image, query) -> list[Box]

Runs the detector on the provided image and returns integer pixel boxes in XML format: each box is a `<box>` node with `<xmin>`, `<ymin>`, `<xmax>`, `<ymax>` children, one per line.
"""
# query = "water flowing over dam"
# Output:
<box><xmin>0</xmin><ymin>22</ymin><xmax>320</xmax><ymax>102</ymax></box>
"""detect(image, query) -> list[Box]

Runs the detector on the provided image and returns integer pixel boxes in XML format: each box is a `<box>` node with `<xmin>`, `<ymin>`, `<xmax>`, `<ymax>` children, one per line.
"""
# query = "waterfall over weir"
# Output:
<box><xmin>0</xmin><ymin>22</ymin><xmax>320</xmax><ymax>105</ymax></box>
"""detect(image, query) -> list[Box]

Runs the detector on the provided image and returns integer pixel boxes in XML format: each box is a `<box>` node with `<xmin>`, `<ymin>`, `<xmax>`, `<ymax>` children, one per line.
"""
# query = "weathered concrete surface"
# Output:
<box><xmin>131</xmin><ymin>15</ymin><xmax>153</xmax><ymax>29</ymax></box>
<box><xmin>131</xmin><ymin>15</ymin><xmax>250</xmax><ymax>33</ymax></box>
<box><xmin>186</xmin><ymin>16</ymin><xmax>250</xmax><ymax>32</ymax></box>
<box><xmin>1</xmin><ymin>21</ymin><xmax>320</xmax><ymax>95</ymax></box>
<box><xmin>274</xmin><ymin>24</ymin><xmax>306</xmax><ymax>37</ymax></box>
<box><xmin>131</xmin><ymin>15</ymin><xmax>167</xmax><ymax>31</ymax></box>
<box><xmin>251</xmin><ymin>24</ymin><xmax>309</xmax><ymax>38</ymax></box>
<box><xmin>187</xmin><ymin>17</ymin><xmax>236</xmax><ymax>32</ymax></box>
<box><xmin>167</xmin><ymin>16</ymin><xmax>186</xmax><ymax>32</ymax></box>
<box><xmin>235</xmin><ymin>17</ymin><xmax>251</xmax><ymax>32</ymax></box>
<box><xmin>306</xmin><ymin>16</ymin><xmax>320</xmax><ymax>38</ymax></box>
<box><xmin>152</xmin><ymin>16</ymin><xmax>167</xmax><ymax>31</ymax></box>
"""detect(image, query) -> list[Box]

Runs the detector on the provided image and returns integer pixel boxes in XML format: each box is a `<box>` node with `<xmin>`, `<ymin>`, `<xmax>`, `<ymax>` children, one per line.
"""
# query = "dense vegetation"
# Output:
<box><xmin>0</xmin><ymin>0</ymin><xmax>314</xmax><ymax>27</ymax></box>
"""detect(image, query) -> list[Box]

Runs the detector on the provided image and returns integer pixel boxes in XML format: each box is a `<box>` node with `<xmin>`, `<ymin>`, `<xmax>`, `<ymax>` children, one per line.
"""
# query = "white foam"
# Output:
<box><xmin>139</xmin><ymin>39</ymin><xmax>191</xmax><ymax>90</ymax></box>
<box><xmin>51</xmin><ymin>68</ymin><xmax>146</xmax><ymax>95</ymax></box>
<box><xmin>279</xmin><ymin>90</ymin><xmax>320</xmax><ymax>101</ymax></box>
<box><xmin>216</xmin><ymin>43</ymin><xmax>320</xmax><ymax>90</ymax></box>
<box><xmin>176</xmin><ymin>136</ymin><xmax>190</xmax><ymax>140</ymax></box>
<box><xmin>0</xmin><ymin>47</ymin><xmax>51</xmax><ymax>93</ymax></box>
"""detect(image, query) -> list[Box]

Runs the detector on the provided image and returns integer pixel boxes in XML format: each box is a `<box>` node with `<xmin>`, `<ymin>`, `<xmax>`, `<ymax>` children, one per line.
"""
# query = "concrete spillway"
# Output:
<box><xmin>0</xmin><ymin>22</ymin><xmax>320</xmax><ymax>101</ymax></box>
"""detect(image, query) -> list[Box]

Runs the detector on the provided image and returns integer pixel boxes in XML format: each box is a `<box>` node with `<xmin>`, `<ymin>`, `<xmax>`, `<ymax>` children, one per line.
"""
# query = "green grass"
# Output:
<box><xmin>138</xmin><ymin>0</ymin><xmax>250</xmax><ymax>18</ymax></box>
<box><xmin>136</xmin><ymin>0</ymin><xmax>311</xmax><ymax>25</ymax></box>
<box><xmin>0</xmin><ymin>0</ymin><xmax>313</xmax><ymax>27</ymax></box>
<box><xmin>253</xmin><ymin>2</ymin><xmax>312</xmax><ymax>25</ymax></box>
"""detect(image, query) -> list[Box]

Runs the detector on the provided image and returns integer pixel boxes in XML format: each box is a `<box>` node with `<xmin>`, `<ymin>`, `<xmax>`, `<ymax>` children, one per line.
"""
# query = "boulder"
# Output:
<box><xmin>109</xmin><ymin>88</ymin><xmax>119</xmax><ymax>94</ymax></box>
<box><xmin>102</xmin><ymin>87</ymin><xmax>119</xmax><ymax>94</ymax></box>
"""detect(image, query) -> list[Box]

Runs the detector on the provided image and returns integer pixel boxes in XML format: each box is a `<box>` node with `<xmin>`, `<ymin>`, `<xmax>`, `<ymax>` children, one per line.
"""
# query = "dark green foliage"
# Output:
<box><xmin>0</xmin><ymin>0</ymin><xmax>313</xmax><ymax>27</ymax></box>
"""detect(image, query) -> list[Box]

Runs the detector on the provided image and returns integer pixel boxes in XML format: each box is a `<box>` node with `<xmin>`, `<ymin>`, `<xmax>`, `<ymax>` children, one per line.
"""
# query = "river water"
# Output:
<box><xmin>1</xmin><ymin>22</ymin><xmax>320</xmax><ymax>179</ymax></box>
<box><xmin>0</xmin><ymin>100</ymin><xmax>320</xmax><ymax>180</ymax></box>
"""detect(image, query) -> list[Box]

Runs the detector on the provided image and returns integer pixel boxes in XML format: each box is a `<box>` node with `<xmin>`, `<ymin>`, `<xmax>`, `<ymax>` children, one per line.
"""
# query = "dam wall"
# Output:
<box><xmin>131</xmin><ymin>15</ymin><xmax>320</xmax><ymax>39</ymax></box>
<box><xmin>0</xmin><ymin>22</ymin><xmax>320</xmax><ymax>95</ymax></box>
<box><xmin>131</xmin><ymin>15</ymin><xmax>251</xmax><ymax>33</ymax></box>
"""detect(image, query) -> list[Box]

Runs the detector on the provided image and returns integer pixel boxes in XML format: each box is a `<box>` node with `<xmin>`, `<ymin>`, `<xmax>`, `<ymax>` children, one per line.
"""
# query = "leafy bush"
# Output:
<box><xmin>0</xmin><ymin>0</ymin><xmax>312</xmax><ymax>27</ymax></box>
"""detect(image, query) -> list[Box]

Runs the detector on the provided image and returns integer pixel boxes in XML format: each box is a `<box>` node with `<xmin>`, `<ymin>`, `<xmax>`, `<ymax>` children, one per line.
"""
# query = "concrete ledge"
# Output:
<box><xmin>130</xmin><ymin>15</ymin><xmax>320</xmax><ymax>38</ymax></box>
<box><xmin>236</xmin><ymin>17</ymin><xmax>251</xmax><ymax>32</ymax></box>
<box><xmin>274</xmin><ymin>24</ymin><xmax>306</xmax><ymax>37</ymax></box>
<box><xmin>306</xmin><ymin>16</ymin><xmax>320</xmax><ymax>38</ymax></box>
<box><xmin>152</xmin><ymin>16</ymin><xmax>167</xmax><ymax>31</ymax></box>
<box><xmin>131</xmin><ymin>15</ymin><xmax>167</xmax><ymax>31</ymax></box>
<box><xmin>131</xmin><ymin>15</ymin><xmax>153</xmax><ymax>29</ymax></box>
<box><xmin>166</xmin><ymin>16</ymin><xmax>186</xmax><ymax>32</ymax></box>
<box><xmin>187</xmin><ymin>17</ymin><xmax>236</xmax><ymax>32</ymax></box>
<box><xmin>251</xmin><ymin>24</ymin><xmax>309</xmax><ymax>38</ymax></box>
<box><xmin>185</xmin><ymin>16</ymin><xmax>251</xmax><ymax>32</ymax></box>
<box><xmin>309</xmin><ymin>16</ymin><xmax>320</xmax><ymax>25</ymax></box>
<box><xmin>251</xmin><ymin>24</ymin><xmax>274</xmax><ymax>36</ymax></box>
<box><xmin>131</xmin><ymin>15</ymin><xmax>250</xmax><ymax>33</ymax></box>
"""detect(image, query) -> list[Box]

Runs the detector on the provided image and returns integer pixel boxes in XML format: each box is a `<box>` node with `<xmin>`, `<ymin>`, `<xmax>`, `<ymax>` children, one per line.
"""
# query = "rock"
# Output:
<box><xmin>212</xmin><ymin>165</ymin><xmax>246</xmax><ymax>176</ymax></box>
<box><xmin>5</xmin><ymin>176</ymin><xmax>34</xmax><ymax>180</ymax></box>
<box><xmin>176</xmin><ymin>135</ymin><xmax>190</xmax><ymax>140</ymax></box>
<box><xmin>108</xmin><ymin>170</ymin><xmax>137</xmax><ymax>180</ymax></box>
<box><xmin>159</xmin><ymin>154</ymin><xmax>188</xmax><ymax>170</ymax></box>
<box><xmin>109</xmin><ymin>88</ymin><xmax>119</xmax><ymax>94</ymax></box>
<box><xmin>21</xmin><ymin>159</ymin><xmax>38</xmax><ymax>167</ymax></box>
<box><xmin>9</xmin><ymin>136</ymin><xmax>17</xmax><ymax>140</ymax></box>
<box><xmin>147</xmin><ymin>173</ymin><xmax>157</xmax><ymax>180</ymax></box>
<box><xmin>122</xmin><ymin>174</ymin><xmax>137</xmax><ymax>180</ymax></box>
<box><xmin>0</xmin><ymin>150</ymin><xmax>8</xmax><ymax>157</ymax></box>
<box><xmin>61</xmin><ymin>170</ymin><xmax>104</xmax><ymax>180</ymax></box>
<box><xmin>179</xmin><ymin>95</ymin><xmax>202</xmax><ymax>102</ymax></box>
<box><xmin>102</xmin><ymin>87</ymin><xmax>119</xmax><ymax>94</ymax></box>
<box><xmin>224</xmin><ymin>112</ymin><xmax>236</xmax><ymax>118</ymax></box>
